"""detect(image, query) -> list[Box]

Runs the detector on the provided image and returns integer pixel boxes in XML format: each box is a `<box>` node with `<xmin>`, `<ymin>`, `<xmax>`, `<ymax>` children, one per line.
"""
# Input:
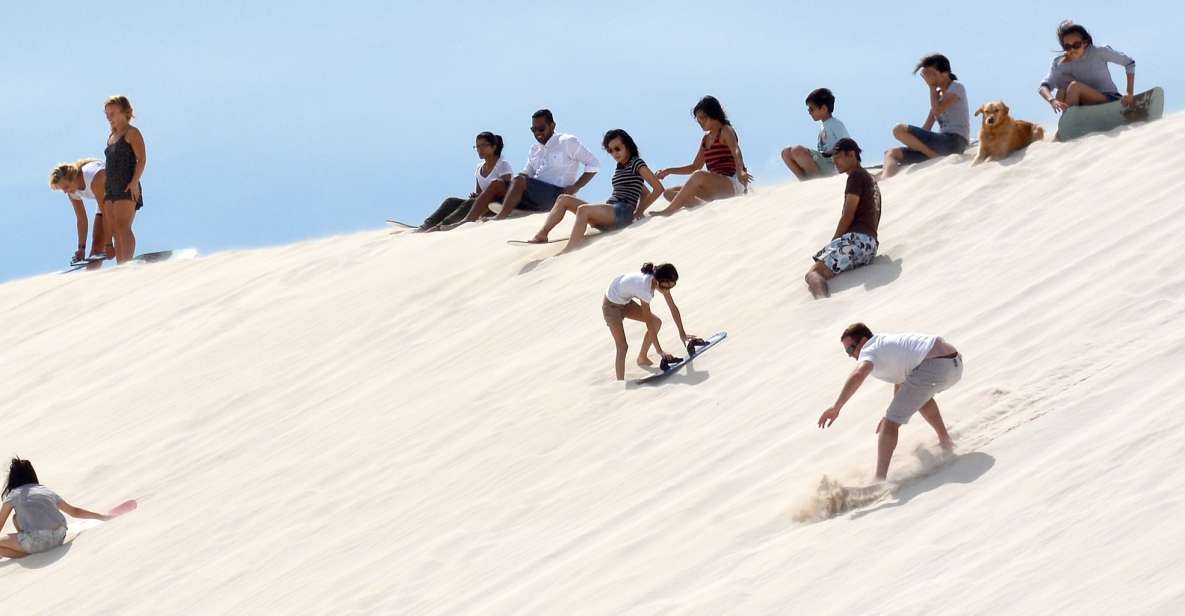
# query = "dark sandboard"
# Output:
<box><xmin>633</xmin><ymin>332</ymin><xmax>727</xmax><ymax>385</ymax></box>
<box><xmin>507</xmin><ymin>238</ymin><xmax>566</xmax><ymax>245</ymax></box>
<box><xmin>385</xmin><ymin>219</ymin><xmax>416</xmax><ymax>228</ymax></box>
<box><xmin>1057</xmin><ymin>87</ymin><xmax>1165</xmax><ymax>141</ymax></box>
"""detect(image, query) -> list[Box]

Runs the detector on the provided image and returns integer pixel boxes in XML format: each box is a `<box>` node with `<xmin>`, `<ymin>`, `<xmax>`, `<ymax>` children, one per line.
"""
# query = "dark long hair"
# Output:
<box><xmin>602</xmin><ymin>129</ymin><xmax>640</xmax><ymax>159</ymax></box>
<box><xmin>1057</xmin><ymin>20</ymin><xmax>1094</xmax><ymax>47</ymax></box>
<box><xmin>641</xmin><ymin>262</ymin><xmax>679</xmax><ymax>283</ymax></box>
<box><xmin>914</xmin><ymin>54</ymin><xmax>959</xmax><ymax>81</ymax></box>
<box><xmin>3</xmin><ymin>458</ymin><xmax>39</xmax><ymax>498</ymax></box>
<box><xmin>692</xmin><ymin>96</ymin><xmax>731</xmax><ymax>126</ymax></box>
<box><xmin>476</xmin><ymin>131</ymin><xmax>504</xmax><ymax>156</ymax></box>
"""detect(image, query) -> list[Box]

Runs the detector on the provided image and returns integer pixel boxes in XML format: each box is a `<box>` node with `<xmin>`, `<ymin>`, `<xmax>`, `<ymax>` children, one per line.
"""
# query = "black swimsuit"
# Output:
<box><xmin>105</xmin><ymin>133</ymin><xmax>144</xmax><ymax>210</ymax></box>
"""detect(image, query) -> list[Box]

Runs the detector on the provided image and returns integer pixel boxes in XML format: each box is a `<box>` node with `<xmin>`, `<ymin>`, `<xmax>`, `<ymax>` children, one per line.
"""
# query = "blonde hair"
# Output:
<box><xmin>105</xmin><ymin>95</ymin><xmax>134</xmax><ymax>120</ymax></box>
<box><xmin>49</xmin><ymin>158</ymin><xmax>100</xmax><ymax>190</ymax></box>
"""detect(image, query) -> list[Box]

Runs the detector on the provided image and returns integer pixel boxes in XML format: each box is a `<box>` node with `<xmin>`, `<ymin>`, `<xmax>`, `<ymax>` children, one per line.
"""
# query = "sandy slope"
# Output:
<box><xmin>3</xmin><ymin>114</ymin><xmax>1185</xmax><ymax>615</ymax></box>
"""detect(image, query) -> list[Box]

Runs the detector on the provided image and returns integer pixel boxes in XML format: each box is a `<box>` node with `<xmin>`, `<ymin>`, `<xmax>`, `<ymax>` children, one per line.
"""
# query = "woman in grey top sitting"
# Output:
<box><xmin>1</xmin><ymin>458</ymin><xmax>110</xmax><ymax>558</ymax></box>
<box><xmin>1039</xmin><ymin>21</ymin><xmax>1136</xmax><ymax>112</ymax></box>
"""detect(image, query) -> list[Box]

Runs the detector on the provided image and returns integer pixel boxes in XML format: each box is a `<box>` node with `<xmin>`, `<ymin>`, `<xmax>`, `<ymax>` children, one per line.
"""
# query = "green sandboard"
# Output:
<box><xmin>1057</xmin><ymin>87</ymin><xmax>1165</xmax><ymax>141</ymax></box>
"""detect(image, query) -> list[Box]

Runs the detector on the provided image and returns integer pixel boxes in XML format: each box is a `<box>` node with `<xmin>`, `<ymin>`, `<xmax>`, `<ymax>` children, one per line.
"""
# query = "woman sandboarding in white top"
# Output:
<box><xmin>602</xmin><ymin>263</ymin><xmax>701</xmax><ymax>381</ymax></box>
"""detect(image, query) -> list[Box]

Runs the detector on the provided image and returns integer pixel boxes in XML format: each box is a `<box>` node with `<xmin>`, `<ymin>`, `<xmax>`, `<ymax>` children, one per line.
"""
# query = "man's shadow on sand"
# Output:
<box><xmin>851</xmin><ymin>451</ymin><xmax>996</xmax><ymax>519</ymax></box>
<box><xmin>828</xmin><ymin>255</ymin><xmax>904</xmax><ymax>295</ymax></box>
<box><xmin>0</xmin><ymin>540</ymin><xmax>74</xmax><ymax>570</ymax></box>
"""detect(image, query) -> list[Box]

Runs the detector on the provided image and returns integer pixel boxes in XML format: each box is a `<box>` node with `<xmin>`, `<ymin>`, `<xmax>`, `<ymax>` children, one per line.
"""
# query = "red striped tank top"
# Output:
<box><xmin>701</xmin><ymin>132</ymin><xmax>737</xmax><ymax>176</ymax></box>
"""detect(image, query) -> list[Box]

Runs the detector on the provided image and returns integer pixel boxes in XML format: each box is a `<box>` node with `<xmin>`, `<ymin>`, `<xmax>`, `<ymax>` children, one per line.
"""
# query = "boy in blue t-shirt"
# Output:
<box><xmin>781</xmin><ymin>88</ymin><xmax>851</xmax><ymax>181</ymax></box>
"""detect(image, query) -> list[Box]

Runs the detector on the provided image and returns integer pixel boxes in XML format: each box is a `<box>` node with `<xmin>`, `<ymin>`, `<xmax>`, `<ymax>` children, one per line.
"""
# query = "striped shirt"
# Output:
<box><xmin>702</xmin><ymin>133</ymin><xmax>737</xmax><ymax>176</ymax></box>
<box><xmin>610</xmin><ymin>157</ymin><xmax>648</xmax><ymax>208</ymax></box>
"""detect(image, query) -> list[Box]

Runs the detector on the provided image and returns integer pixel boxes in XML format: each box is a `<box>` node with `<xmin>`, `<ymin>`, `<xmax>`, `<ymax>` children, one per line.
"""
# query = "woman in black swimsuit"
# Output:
<box><xmin>102</xmin><ymin>95</ymin><xmax>147</xmax><ymax>263</ymax></box>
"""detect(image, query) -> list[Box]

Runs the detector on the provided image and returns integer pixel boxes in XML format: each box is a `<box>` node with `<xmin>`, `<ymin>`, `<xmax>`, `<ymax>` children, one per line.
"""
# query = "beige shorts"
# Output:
<box><xmin>602</xmin><ymin>296</ymin><xmax>635</xmax><ymax>325</ymax></box>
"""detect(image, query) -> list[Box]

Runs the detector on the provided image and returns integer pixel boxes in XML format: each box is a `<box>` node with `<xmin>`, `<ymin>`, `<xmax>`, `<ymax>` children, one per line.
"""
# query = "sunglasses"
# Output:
<box><xmin>530</xmin><ymin>126</ymin><xmax>548</xmax><ymax>134</ymax></box>
<box><xmin>1061</xmin><ymin>40</ymin><xmax>1085</xmax><ymax>51</ymax></box>
<box><xmin>606</xmin><ymin>145</ymin><xmax>624</xmax><ymax>153</ymax></box>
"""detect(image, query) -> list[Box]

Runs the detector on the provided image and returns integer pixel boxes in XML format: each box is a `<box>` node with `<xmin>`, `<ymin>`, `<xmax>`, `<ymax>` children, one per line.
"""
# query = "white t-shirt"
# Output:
<box><xmin>68</xmin><ymin>161</ymin><xmax>105</xmax><ymax>201</ymax></box>
<box><xmin>605</xmin><ymin>272</ymin><xmax>655</xmax><ymax>305</ymax></box>
<box><xmin>476</xmin><ymin>158</ymin><xmax>514</xmax><ymax>192</ymax></box>
<box><xmin>817</xmin><ymin>117</ymin><xmax>850</xmax><ymax>154</ymax></box>
<box><xmin>858</xmin><ymin>333</ymin><xmax>939</xmax><ymax>384</ymax></box>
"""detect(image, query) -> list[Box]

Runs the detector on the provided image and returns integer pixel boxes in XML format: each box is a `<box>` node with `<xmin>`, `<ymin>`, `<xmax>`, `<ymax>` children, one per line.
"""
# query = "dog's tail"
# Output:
<box><xmin>1033</xmin><ymin>125</ymin><xmax>1047</xmax><ymax>142</ymax></box>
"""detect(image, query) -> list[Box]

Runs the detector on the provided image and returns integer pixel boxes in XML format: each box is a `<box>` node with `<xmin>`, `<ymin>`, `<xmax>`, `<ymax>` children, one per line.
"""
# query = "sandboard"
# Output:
<box><xmin>385</xmin><ymin>219</ymin><xmax>417</xmax><ymax>228</ymax></box>
<box><xmin>633</xmin><ymin>332</ymin><xmax>727</xmax><ymax>384</ymax></box>
<box><xmin>507</xmin><ymin>238</ymin><xmax>565</xmax><ymax>245</ymax></box>
<box><xmin>1057</xmin><ymin>87</ymin><xmax>1165</xmax><ymax>141</ymax></box>
<box><xmin>63</xmin><ymin>499</ymin><xmax>138</xmax><ymax>544</ymax></box>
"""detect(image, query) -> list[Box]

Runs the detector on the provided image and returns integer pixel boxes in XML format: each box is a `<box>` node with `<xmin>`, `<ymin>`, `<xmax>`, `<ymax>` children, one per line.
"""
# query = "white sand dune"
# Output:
<box><xmin>3</xmin><ymin>115</ymin><xmax>1185</xmax><ymax>614</ymax></box>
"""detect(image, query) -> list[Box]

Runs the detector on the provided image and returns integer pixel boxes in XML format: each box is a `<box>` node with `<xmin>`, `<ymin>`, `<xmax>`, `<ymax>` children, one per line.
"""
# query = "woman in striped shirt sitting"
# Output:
<box><xmin>528</xmin><ymin>129</ymin><xmax>663</xmax><ymax>252</ymax></box>
<box><xmin>650</xmin><ymin>96</ymin><xmax>751</xmax><ymax>216</ymax></box>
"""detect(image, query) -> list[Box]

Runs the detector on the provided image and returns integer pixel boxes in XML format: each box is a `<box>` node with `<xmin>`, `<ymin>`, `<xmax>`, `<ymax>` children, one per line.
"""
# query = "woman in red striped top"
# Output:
<box><xmin>648</xmin><ymin>96</ymin><xmax>751</xmax><ymax>216</ymax></box>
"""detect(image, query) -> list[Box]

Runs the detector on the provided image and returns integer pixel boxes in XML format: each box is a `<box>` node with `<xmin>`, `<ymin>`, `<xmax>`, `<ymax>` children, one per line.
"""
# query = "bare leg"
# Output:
<box><xmin>471</xmin><ymin>176</ymin><xmax>524</xmax><ymax>222</ymax></box>
<box><xmin>0</xmin><ymin>534</ymin><xmax>29</xmax><ymax>559</ymax></box>
<box><xmin>876</xmin><ymin>419</ymin><xmax>901</xmax><ymax>480</ymax></box>
<box><xmin>562</xmin><ymin>204</ymin><xmax>617</xmax><ymax>252</ymax></box>
<box><xmin>638</xmin><ymin>313</ymin><xmax>663</xmax><ymax>366</ymax></box>
<box><xmin>892</xmin><ymin>124</ymin><xmax>938</xmax><ymax>159</ymax></box>
<box><xmin>108</xmin><ymin>200</ymin><xmax>136</xmax><ymax>263</ymax></box>
<box><xmin>531</xmin><ymin>195</ymin><xmax>584</xmax><ymax>242</ymax></box>
<box><xmin>916</xmin><ymin>399</ymin><xmax>955</xmax><ymax>449</ymax></box>
<box><xmin>882</xmin><ymin>148</ymin><xmax>905</xmax><ymax>179</ymax></box>
<box><xmin>1065</xmin><ymin>80</ymin><xmax>1111</xmax><ymax>107</ymax></box>
<box><xmin>788</xmin><ymin>145</ymin><xmax>819</xmax><ymax>179</ymax></box>
<box><xmin>805</xmin><ymin>261</ymin><xmax>835</xmax><ymax>299</ymax></box>
<box><xmin>607</xmin><ymin>319</ymin><xmax>629</xmax><ymax>381</ymax></box>
<box><xmin>782</xmin><ymin>147</ymin><xmax>806</xmax><ymax>179</ymax></box>
<box><xmin>651</xmin><ymin>170</ymin><xmax>734</xmax><ymax>216</ymax></box>
<box><xmin>623</xmin><ymin>302</ymin><xmax>660</xmax><ymax>366</ymax></box>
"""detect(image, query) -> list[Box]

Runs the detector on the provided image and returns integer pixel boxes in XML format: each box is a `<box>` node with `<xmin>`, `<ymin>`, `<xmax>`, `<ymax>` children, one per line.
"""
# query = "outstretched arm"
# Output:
<box><xmin>58</xmin><ymin>499</ymin><xmax>110</xmax><ymax>521</ymax></box>
<box><xmin>659</xmin><ymin>288</ymin><xmax>689</xmax><ymax>342</ymax></box>
<box><xmin>658</xmin><ymin>146</ymin><xmax>705</xmax><ymax>179</ymax></box>
<box><xmin>818</xmin><ymin>360</ymin><xmax>874</xmax><ymax>428</ymax></box>
<box><xmin>70</xmin><ymin>198</ymin><xmax>89</xmax><ymax>258</ymax></box>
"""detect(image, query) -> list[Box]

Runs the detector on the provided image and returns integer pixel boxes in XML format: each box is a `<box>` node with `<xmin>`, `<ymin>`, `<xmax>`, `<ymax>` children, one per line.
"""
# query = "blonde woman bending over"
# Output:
<box><xmin>49</xmin><ymin>159</ymin><xmax>113</xmax><ymax>266</ymax></box>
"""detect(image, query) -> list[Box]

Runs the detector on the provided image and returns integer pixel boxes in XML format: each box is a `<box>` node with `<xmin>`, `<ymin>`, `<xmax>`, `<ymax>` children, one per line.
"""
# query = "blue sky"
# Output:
<box><xmin>3</xmin><ymin>1</ymin><xmax>1181</xmax><ymax>282</ymax></box>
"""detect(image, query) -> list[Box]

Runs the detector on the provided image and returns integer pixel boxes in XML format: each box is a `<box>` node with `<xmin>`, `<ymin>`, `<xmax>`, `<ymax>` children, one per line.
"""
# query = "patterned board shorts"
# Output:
<box><xmin>17</xmin><ymin>527</ymin><xmax>67</xmax><ymax>554</ymax></box>
<box><xmin>813</xmin><ymin>232</ymin><xmax>878</xmax><ymax>275</ymax></box>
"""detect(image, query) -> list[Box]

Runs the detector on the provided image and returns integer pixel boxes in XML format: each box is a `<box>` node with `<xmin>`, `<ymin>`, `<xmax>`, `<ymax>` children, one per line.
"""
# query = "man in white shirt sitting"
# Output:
<box><xmin>492</xmin><ymin>109</ymin><xmax>600</xmax><ymax>220</ymax></box>
<box><xmin>817</xmin><ymin>322</ymin><xmax>963</xmax><ymax>480</ymax></box>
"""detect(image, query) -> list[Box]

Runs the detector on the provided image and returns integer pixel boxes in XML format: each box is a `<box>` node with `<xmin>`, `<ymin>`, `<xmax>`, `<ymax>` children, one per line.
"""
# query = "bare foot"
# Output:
<box><xmin>636</xmin><ymin>356</ymin><xmax>654</xmax><ymax>367</ymax></box>
<box><xmin>527</xmin><ymin>235</ymin><xmax>548</xmax><ymax>244</ymax></box>
<box><xmin>939</xmin><ymin>437</ymin><xmax>955</xmax><ymax>451</ymax></box>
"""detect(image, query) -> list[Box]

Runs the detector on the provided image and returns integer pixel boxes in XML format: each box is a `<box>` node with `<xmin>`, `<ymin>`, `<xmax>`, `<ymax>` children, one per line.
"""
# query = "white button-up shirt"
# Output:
<box><xmin>522</xmin><ymin>133</ymin><xmax>601</xmax><ymax>188</ymax></box>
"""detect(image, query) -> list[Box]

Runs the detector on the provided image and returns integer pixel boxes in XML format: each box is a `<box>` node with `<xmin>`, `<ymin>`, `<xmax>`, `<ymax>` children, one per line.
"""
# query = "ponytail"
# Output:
<box><xmin>640</xmin><ymin>262</ymin><xmax>655</xmax><ymax>275</ymax></box>
<box><xmin>476</xmin><ymin>131</ymin><xmax>504</xmax><ymax>157</ymax></box>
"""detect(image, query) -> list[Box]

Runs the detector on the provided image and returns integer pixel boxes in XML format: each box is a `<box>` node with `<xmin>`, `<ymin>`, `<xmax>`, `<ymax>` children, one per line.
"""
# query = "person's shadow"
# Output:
<box><xmin>851</xmin><ymin>451</ymin><xmax>995</xmax><ymax>519</ymax></box>
<box><xmin>829</xmin><ymin>255</ymin><xmax>904</xmax><ymax>295</ymax></box>
<box><xmin>0</xmin><ymin>540</ymin><xmax>74</xmax><ymax>569</ymax></box>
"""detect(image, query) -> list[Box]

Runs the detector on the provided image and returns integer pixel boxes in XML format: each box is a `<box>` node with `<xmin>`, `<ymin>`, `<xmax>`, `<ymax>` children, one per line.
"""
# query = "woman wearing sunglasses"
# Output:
<box><xmin>1039</xmin><ymin>21</ymin><xmax>1136</xmax><ymax>113</ymax></box>
<box><xmin>602</xmin><ymin>262</ymin><xmax>695</xmax><ymax>381</ymax></box>
<box><xmin>528</xmin><ymin>129</ymin><xmax>663</xmax><ymax>251</ymax></box>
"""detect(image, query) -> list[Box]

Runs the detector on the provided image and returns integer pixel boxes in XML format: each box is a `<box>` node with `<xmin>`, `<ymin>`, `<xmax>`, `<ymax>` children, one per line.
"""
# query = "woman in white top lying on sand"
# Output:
<box><xmin>49</xmin><ymin>158</ymin><xmax>115</xmax><ymax>266</ymax></box>
<box><xmin>602</xmin><ymin>263</ymin><xmax>696</xmax><ymax>381</ymax></box>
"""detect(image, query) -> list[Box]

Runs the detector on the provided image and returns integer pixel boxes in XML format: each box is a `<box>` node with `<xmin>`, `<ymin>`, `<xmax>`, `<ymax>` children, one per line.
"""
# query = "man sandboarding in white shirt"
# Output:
<box><xmin>817</xmin><ymin>322</ymin><xmax>963</xmax><ymax>481</ymax></box>
<box><xmin>465</xmin><ymin>109</ymin><xmax>599</xmax><ymax>222</ymax></box>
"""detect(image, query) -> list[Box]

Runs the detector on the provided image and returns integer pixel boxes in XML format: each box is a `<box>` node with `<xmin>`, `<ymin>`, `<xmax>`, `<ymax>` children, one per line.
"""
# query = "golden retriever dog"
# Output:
<box><xmin>973</xmin><ymin>101</ymin><xmax>1045</xmax><ymax>165</ymax></box>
